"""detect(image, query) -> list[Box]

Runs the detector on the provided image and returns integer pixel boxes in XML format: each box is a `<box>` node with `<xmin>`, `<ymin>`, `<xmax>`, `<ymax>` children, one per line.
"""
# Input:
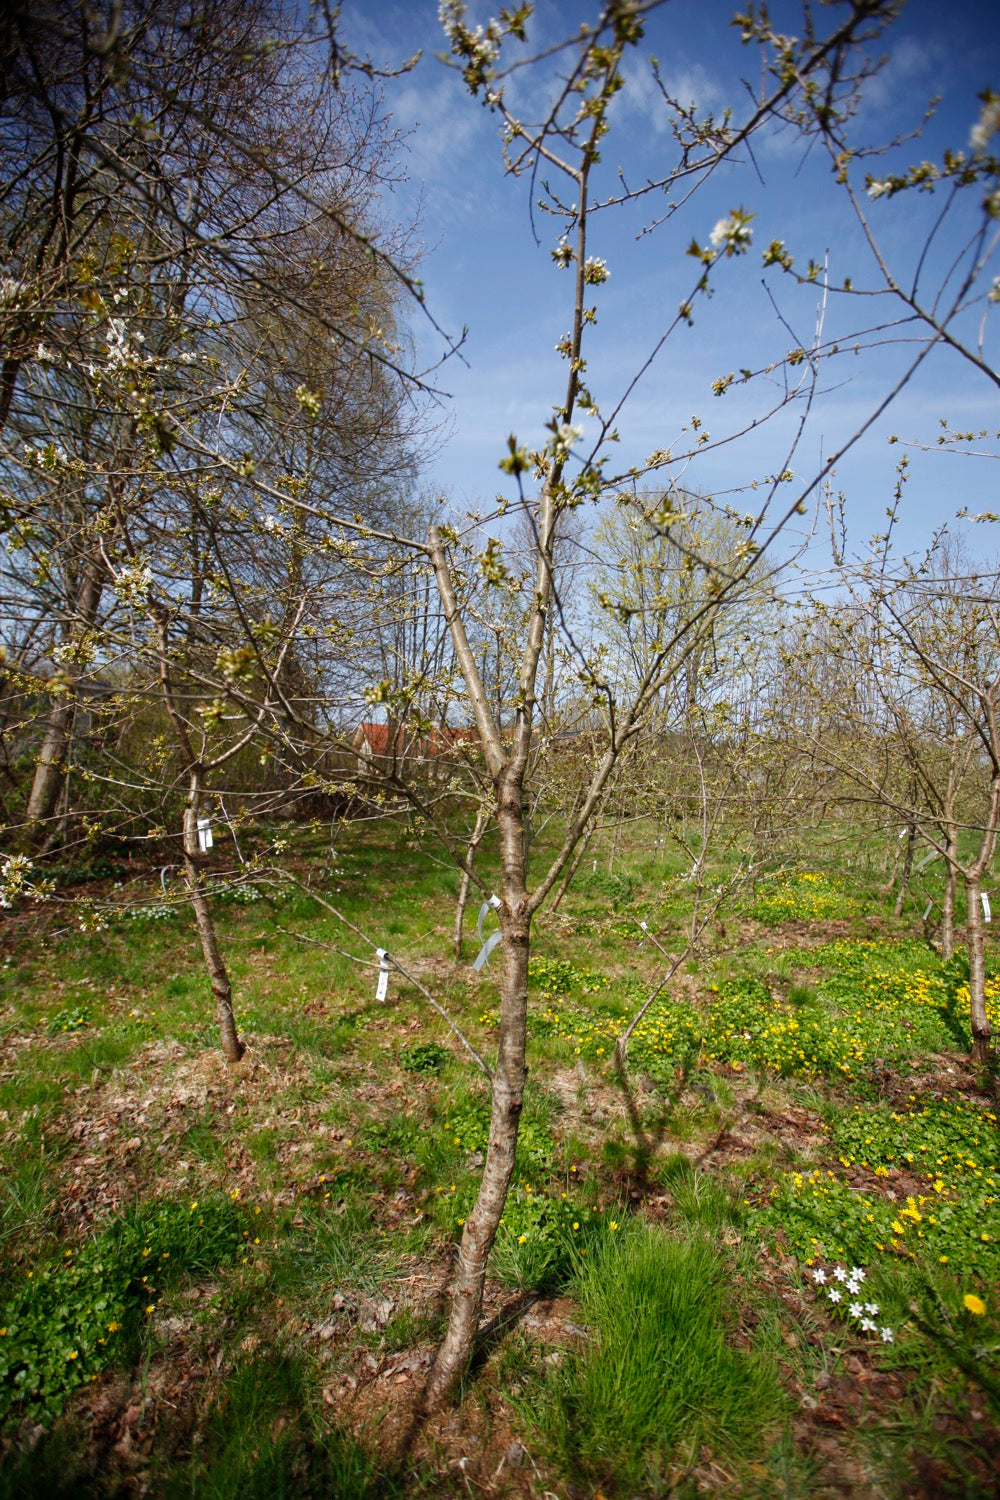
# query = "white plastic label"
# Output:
<box><xmin>376</xmin><ymin>948</ymin><xmax>389</xmax><ymax>1002</ymax></box>
<box><xmin>476</xmin><ymin>893</ymin><xmax>502</xmax><ymax>943</ymax></box>
<box><xmin>474</xmin><ymin>894</ymin><xmax>502</xmax><ymax>971</ymax></box>
<box><xmin>197</xmin><ymin>817</ymin><xmax>213</xmax><ymax>852</ymax></box>
<box><xmin>922</xmin><ymin>900</ymin><xmax>933</xmax><ymax>921</ymax></box>
<box><xmin>982</xmin><ymin>893</ymin><xmax>992</xmax><ymax>924</ymax></box>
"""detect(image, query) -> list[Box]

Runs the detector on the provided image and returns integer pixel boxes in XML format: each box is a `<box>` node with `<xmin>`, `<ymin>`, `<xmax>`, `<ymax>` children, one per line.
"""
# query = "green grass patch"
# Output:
<box><xmin>153</xmin><ymin>1353</ymin><xmax>410</xmax><ymax>1499</ymax></box>
<box><xmin>521</xmin><ymin>1223</ymin><xmax>785</xmax><ymax>1493</ymax></box>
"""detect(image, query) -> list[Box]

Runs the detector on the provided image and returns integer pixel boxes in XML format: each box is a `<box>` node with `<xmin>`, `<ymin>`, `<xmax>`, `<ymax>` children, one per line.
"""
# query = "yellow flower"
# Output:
<box><xmin>963</xmin><ymin>1294</ymin><xmax>986</xmax><ymax>1316</ymax></box>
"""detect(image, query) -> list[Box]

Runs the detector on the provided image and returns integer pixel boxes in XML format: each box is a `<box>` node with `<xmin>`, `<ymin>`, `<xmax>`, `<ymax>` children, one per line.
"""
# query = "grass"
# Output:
<box><xmin>0</xmin><ymin>819</ymin><xmax>998</xmax><ymax>1494</ymax></box>
<box><xmin>521</xmin><ymin>1222</ymin><xmax>786</xmax><ymax>1494</ymax></box>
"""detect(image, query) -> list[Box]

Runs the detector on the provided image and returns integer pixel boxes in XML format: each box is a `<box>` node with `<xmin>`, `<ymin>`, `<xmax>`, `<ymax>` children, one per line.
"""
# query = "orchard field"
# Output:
<box><xmin>3</xmin><ymin>1</ymin><xmax>1000</xmax><ymax>1490</ymax></box>
<box><xmin>1</xmin><ymin>822</ymin><xmax>997</xmax><ymax>1498</ymax></box>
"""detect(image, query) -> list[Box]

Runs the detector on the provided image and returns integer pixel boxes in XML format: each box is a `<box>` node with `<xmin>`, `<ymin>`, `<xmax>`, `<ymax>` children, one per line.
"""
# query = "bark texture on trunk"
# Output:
<box><xmin>182</xmin><ymin>789</ymin><xmax>244</xmax><ymax>1064</ymax></box>
<box><xmin>426</xmin><ymin>782</ymin><xmax>529</xmax><ymax>1408</ymax></box>
<box><xmin>964</xmin><ymin>878</ymin><xmax>992</xmax><ymax>1067</ymax></box>
<box><xmin>26</xmin><ymin>565</ymin><xmax>104</xmax><ymax>832</ymax></box>
<box><xmin>454</xmin><ymin>807</ymin><xmax>488</xmax><ymax>960</ymax></box>
<box><xmin>26</xmin><ymin>701</ymin><xmax>74</xmax><ymax>826</ymax></box>
<box><xmin>964</xmin><ymin>772</ymin><xmax>999</xmax><ymax>1068</ymax></box>
<box><xmin>941</xmin><ymin>825</ymin><xmax>958</xmax><ymax>960</ymax></box>
<box><xmin>892</xmin><ymin>825</ymin><xmax>916</xmax><ymax>918</ymax></box>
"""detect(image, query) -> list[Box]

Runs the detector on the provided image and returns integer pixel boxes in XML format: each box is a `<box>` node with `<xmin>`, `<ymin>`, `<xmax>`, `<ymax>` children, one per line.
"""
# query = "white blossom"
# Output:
<box><xmin>105</xmin><ymin>317</ymin><xmax>143</xmax><ymax>367</ymax></box>
<box><xmin>553</xmin><ymin>422</ymin><xmax>584</xmax><ymax>456</ymax></box>
<box><xmin>0</xmin><ymin>854</ymin><xmax>34</xmax><ymax>909</ymax></box>
<box><xmin>113</xmin><ymin>558</ymin><xmax>154</xmax><ymax>605</ymax></box>
<box><xmin>708</xmin><ymin>212</ymin><xmax>753</xmax><ymax>253</ymax></box>
<box><xmin>971</xmin><ymin>95</ymin><xmax>1000</xmax><ymax>154</ymax></box>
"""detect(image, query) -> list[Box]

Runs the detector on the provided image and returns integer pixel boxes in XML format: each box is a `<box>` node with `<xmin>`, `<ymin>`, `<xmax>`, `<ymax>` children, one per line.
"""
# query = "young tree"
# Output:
<box><xmin>191</xmin><ymin>0</ymin><xmax>988</xmax><ymax>1402</ymax></box>
<box><xmin>387</xmin><ymin>0</ymin><xmax>951</xmax><ymax>1403</ymax></box>
<box><xmin>812</xmin><ymin>520</ymin><xmax>1000</xmax><ymax>1064</ymax></box>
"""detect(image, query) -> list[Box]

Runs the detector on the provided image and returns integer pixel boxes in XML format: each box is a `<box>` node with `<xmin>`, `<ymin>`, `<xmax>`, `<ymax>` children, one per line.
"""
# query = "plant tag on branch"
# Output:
<box><xmin>474</xmin><ymin>895</ymin><xmax>502</xmax><ymax>972</ymax></box>
<box><xmin>923</xmin><ymin>900</ymin><xmax>934</xmax><ymax>921</ymax></box>
<box><xmin>375</xmin><ymin>948</ymin><xmax>389</xmax><ymax>1002</ymax></box>
<box><xmin>982</xmin><ymin>894</ymin><xmax>992</xmax><ymax>924</ymax></box>
<box><xmin>197</xmin><ymin>817</ymin><xmax>213</xmax><ymax>852</ymax></box>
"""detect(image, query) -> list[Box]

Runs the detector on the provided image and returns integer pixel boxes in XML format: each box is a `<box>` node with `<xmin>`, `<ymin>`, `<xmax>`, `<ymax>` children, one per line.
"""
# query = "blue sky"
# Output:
<box><xmin>343</xmin><ymin>1</ymin><xmax>999</xmax><ymax>568</ymax></box>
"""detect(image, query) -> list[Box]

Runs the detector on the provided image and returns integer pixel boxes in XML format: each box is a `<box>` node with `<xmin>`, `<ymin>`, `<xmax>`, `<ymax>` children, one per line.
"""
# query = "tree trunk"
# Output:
<box><xmin>26</xmin><ymin>564</ymin><xmax>104</xmax><ymax>834</ymax></box>
<box><xmin>941</xmin><ymin>824</ymin><xmax>958</xmax><ymax>959</ymax></box>
<box><xmin>892</xmin><ymin>824</ymin><xmax>916</xmax><ymax>918</ymax></box>
<box><xmin>964</xmin><ymin>877</ymin><xmax>993</xmax><ymax>1066</ymax></box>
<box><xmin>426</xmin><ymin>782</ymin><xmax>529</xmax><ymax>1407</ymax></box>
<box><xmin>183</xmin><ymin>781</ymin><xmax>244</xmax><ymax>1063</ymax></box>
<box><xmin>964</xmin><ymin>770</ymin><xmax>1000</xmax><ymax>1067</ymax></box>
<box><xmin>454</xmin><ymin>806</ymin><xmax>488</xmax><ymax>959</ymax></box>
<box><xmin>25</xmin><ymin>700</ymin><xmax>74</xmax><ymax>827</ymax></box>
